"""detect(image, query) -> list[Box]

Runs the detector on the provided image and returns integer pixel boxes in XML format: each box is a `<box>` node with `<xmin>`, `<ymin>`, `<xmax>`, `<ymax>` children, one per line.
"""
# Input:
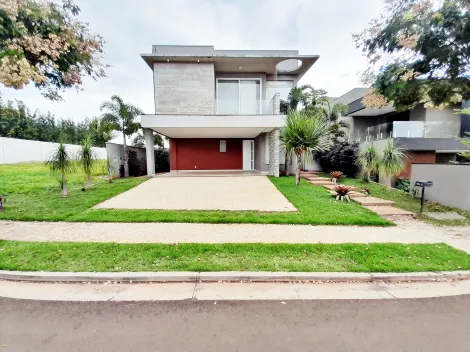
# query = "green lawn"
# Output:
<box><xmin>0</xmin><ymin>240</ymin><xmax>468</xmax><ymax>272</ymax></box>
<box><xmin>0</xmin><ymin>162</ymin><xmax>146</xmax><ymax>221</ymax></box>
<box><xmin>0</xmin><ymin>163</ymin><xmax>391</xmax><ymax>225</ymax></box>
<box><xmin>334</xmin><ymin>176</ymin><xmax>470</xmax><ymax>226</ymax></box>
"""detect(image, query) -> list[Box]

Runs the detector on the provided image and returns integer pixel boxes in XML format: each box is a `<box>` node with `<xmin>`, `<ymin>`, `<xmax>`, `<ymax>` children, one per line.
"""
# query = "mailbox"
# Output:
<box><xmin>414</xmin><ymin>180</ymin><xmax>433</xmax><ymax>213</ymax></box>
<box><xmin>415</xmin><ymin>181</ymin><xmax>433</xmax><ymax>187</ymax></box>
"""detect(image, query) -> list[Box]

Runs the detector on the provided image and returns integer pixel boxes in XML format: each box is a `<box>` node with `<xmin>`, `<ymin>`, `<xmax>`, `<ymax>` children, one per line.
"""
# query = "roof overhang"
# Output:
<box><xmin>348</xmin><ymin>106</ymin><xmax>396</xmax><ymax>117</ymax></box>
<box><xmin>140</xmin><ymin>114</ymin><xmax>285</xmax><ymax>138</ymax></box>
<box><xmin>141</xmin><ymin>54</ymin><xmax>319</xmax><ymax>80</ymax></box>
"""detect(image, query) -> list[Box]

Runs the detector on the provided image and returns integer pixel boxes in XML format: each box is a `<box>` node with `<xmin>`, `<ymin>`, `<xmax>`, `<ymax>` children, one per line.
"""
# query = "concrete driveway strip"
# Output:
<box><xmin>1</xmin><ymin>220</ymin><xmax>470</xmax><ymax>254</ymax></box>
<box><xmin>94</xmin><ymin>176</ymin><xmax>296</xmax><ymax>211</ymax></box>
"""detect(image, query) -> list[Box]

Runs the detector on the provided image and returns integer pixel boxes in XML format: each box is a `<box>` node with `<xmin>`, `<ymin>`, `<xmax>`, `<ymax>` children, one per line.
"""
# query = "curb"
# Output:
<box><xmin>1</xmin><ymin>270</ymin><xmax>470</xmax><ymax>283</ymax></box>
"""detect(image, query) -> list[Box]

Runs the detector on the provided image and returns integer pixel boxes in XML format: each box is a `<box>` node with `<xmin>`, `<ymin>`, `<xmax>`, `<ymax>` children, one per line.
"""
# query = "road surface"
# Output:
<box><xmin>1</xmin><ymin>296</ymin><xmax>469</xmax><ymax>351</ymax></box>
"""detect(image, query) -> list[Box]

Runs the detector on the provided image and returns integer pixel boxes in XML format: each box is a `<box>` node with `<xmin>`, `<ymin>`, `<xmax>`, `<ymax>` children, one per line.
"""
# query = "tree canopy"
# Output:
<box><xmin>354</xmin><ymin>0</ymin><xmax>470</xmax><ymax>110</ymax></box>
<box><xmin>0</xmin><ymin>0</ymin><xmax>105</xmax><ymax>100</ymax></box>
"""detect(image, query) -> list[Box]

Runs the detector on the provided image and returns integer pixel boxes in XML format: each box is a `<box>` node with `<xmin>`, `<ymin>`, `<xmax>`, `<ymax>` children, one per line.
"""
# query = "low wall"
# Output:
<box><xmin>0</xmin><ymin>137</ymin><xmax>106</xmax><ymax>164</ymax></box>
<box><xmin>105</xmin><ymin>143</ymin><xmax>146</xmax><ymax>177</ymax></box>
<box><xmin>410</xmin><ymin>164</ymin><xmax>470</xmax><ymax>210</ymax></box>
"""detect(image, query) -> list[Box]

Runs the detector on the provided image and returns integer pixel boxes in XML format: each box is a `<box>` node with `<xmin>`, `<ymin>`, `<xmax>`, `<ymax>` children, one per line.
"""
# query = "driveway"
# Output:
<box><xmin>95</xmin><ymin>176</ymin><xmax>296</xmax><ymax>212</ymax></box>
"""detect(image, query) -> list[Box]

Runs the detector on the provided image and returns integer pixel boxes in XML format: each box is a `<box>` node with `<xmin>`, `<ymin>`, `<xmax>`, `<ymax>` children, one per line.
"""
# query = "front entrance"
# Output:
<box><xmin>242</xmin><ymin>140</ymin><xmax>254</xmax><ymax>171</ymax></box>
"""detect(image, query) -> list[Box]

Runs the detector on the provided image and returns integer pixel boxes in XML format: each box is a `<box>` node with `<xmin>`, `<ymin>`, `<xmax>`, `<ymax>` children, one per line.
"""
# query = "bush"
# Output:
<box><xmin>313</xmin><ymin>142</ymin><xmax>360</xmax><ymax>177</ymax></box>
<box><xmin>155</xmin><ymin>148</ymin><xmax>170</xmax><ymax>173</ymax></box>
<box><xmin>394</xmin><ymin>178</ymin><xmax>410</xmax><ymax>193</ymax></box>
<box><xmin>128</xmin><ymin>150</ymin><xmax>146</xmax><ymax>177</ymax></box>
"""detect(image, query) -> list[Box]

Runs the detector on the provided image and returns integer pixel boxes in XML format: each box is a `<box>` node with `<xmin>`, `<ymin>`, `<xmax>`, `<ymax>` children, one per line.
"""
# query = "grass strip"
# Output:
<box><xmin>1</xmin><ymin>241</ymin><xmax>468</xmax><ymax>273</ymax></box>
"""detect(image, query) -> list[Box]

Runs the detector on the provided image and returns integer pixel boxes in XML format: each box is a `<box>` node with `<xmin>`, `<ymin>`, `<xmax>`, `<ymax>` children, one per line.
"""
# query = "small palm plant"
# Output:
<box><xmin>46</xmin><ymin>142</ymin><xmax>73</xmax><ymax>197</ymax></box>
<box><xmin>106</xmin><ymin>158</ymin><xmax>116</xmax><ymax>183</ymax></box>
<box><xmin>280</xmin><ymin>111</ymin><xmax>331</xmax><ymax>185</ymax></box>
<box><xmin>358</xmin><ymin>143</ymin><xmax>379</xmax><ymax>182</ymax></box>
<box><xmin>379</xmin><ymin>139</ymin><xmax>407</xmax><ymax>190</ymax></box>
<box><xmin>78</xmin><ymin>135</ymin><xmax>97</xmax><ymax>189</ymax></box>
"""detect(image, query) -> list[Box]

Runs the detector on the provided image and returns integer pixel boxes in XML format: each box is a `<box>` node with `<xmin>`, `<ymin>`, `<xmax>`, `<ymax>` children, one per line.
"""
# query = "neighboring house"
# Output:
<box><xmin>139</xmin><ymin>45</ymin><xmax>319</xmax><ymax>176</ymax></box>
<box><xmin>333</xmin><ymin>88</ymin><xmax>470</xmax><ymax>178</ymax></box>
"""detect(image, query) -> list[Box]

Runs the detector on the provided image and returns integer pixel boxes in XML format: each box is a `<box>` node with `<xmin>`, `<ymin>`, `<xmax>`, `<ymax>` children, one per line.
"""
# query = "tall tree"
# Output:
<box><xmin>280</xmin><ymin>111</ymin><xmax>331</xmax><ymax>185</ymax></box>
<box><xmin>46</xmin><ymin>141</ymin><xmax>73</xmax><ymax>196</ymax></box>
<box><xmin>132</xmin><ymin>131</ymin><xmax>165</xmax><ymax>148</ymax></box>
<box><xmin>86</xmin><ymin>117</ymin><xmax>114</xmax><ymax>147</ymax></box>
<box><xmin>100</xmin><ymin>95</ymin><xmax>143</xmax><ymax>177</ymax></box>
<box><xmin>280</xmin><ymin>85</ymin><xmax>328</xmax><ymax>114</ymax></box>
<box><xmin>354</xmin><ymin>0</ymin><xmax>470</xmax><ymax>110</ymax></box>
<box><xmin>0</xmin><ymin>0</ymin><xmax>106</xmax><ymax>100</ymax></box>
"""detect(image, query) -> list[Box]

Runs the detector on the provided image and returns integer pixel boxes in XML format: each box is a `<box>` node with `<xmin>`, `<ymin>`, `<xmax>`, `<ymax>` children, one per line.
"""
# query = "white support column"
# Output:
<box><xmin>144</xmin><ymin>128</ymin><xmax>155</xmax><ymax>176</ymax></box>
<box><xmin>268</xmin><ymin>128</ymin><xmax>280</xmax><ymax>177</ymax></box>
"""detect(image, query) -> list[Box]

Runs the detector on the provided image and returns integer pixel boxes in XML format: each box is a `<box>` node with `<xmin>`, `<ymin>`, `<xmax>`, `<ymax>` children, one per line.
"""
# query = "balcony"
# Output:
<box><xmin>216</xmin><ymin>94</ymin><xmax>281</xmax><ymax>115</ymax></box>
<box><xmin>355</xmin><ymin>121</ymin><xmax>460</xmax><ymax>142</ymax></box>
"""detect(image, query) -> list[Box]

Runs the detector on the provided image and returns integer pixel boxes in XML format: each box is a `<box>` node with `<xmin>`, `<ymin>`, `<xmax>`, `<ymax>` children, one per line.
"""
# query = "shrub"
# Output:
<box><xmin>394</xmin><ymin>178</ymin><xmax>411</xmax><ymax>193</ymax></box>
<box><xmin>155</xmin><ymin>149</ymin><xmax>170</xmax><ymax>173</ymax></box>
<box><xmin>128</xmin><ymin>150</ymin><xmax>146</xmax><ymax>176</ymax></box>
<box><xmin>313</xmin><ymin>141</ymin><xmax>360</xmax><ymax>177</ymax></box>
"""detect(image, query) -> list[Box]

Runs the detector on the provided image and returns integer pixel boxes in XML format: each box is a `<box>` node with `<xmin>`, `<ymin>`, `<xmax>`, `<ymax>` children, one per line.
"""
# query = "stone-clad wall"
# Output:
<box><xmin>268</xmin><ymin>128</ymin><xmax>280</xmax><ymax>177</ymax></box>
<box><xmin>153</xmin><ymin>62</ymin><xmax>215</xmax><ymax>114</ymax></box>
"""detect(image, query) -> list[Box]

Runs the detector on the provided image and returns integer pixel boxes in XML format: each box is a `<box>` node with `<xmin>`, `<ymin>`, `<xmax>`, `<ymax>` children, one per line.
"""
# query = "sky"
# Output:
<box><xmin>1</xmin><ymin>0</ymin><xmax>385</xmax><ymax>124</ymax></box>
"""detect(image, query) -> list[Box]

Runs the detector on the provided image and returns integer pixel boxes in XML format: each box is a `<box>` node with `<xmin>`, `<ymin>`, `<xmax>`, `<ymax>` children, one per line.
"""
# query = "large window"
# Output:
<box><xmin>217</xmin><ymin>79</ymin><xmax>261</xmax><ymax>115</ymax></box>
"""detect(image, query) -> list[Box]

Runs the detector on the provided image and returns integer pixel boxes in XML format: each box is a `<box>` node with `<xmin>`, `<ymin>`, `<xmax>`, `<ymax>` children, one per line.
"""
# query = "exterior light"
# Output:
<box><xmin>238</xmin><ymin>65</ymin><xmax>243</xmax><ymax>70</ymax></box>
<box><xmin>197</xmin><ymin>59</ymin><xmax>200</xmax><ymax>63</ymax></box>
<box><xmin>167</xmin><ymin>59</ymin><xmax>170</xmax><ymax>62</ymax></box>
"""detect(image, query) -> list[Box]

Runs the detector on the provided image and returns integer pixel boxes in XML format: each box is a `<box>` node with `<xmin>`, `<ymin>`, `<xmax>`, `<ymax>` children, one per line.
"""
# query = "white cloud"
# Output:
<box><xmin>1</xmin><ymin>0</ymin><xmax>385</xmax><ymax>122</ymax></box>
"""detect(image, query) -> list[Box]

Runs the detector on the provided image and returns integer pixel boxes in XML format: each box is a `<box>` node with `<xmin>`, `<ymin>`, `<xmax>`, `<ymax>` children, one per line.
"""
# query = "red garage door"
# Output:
<box><xmin>170</xmin><ymin>138</ymin><xmax>243</xmax><ymax>171</ymax></box>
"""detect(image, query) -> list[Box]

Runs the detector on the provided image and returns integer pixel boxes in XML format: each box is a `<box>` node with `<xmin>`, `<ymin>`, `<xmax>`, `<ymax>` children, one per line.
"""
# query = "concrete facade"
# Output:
<box><xmin>411</xmin><ymin>164</ymin><xmax>470</xmax><ymax>210</ymax></box>
<box><xmin>105</xmin><ymin>143</ymin><xmax>146</xmax><ymax>177</ymax></box>
<box><xmin>141</xmin><ymin>45</ymin><xmax>320</xmax><ymax>176</ymax></box>
<box><xmin>153</xmin><ymin>62</ymin><xmax>215</xmax><ymax>114</ymax></box>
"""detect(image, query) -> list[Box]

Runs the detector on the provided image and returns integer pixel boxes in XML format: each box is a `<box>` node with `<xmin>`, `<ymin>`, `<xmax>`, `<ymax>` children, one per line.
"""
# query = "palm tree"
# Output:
<box><xmin>100</xmin><ymin>95</ymin><xmax>143</xmax><ymax>177</ymax></box>
<box><xmin>132</xmin><ymin>131</ymin><xmax>165</xmax><ymax>148</ymax></box>
<box><xmin>280</xmin><ymin>110</ymin><xmax>331</xmax><ymax>185</ymax></box>
<box><xmin>86</xmin><ymin>117</ymin><xmax>115</xmax><ymax>147</ymax></box>
<box><xmin>320</xmin><ymin>99</ymin><xmax>350</xmax><ymax>142</ymax></box>
<box><xmin>78</xmin><ymin>135</ymin><xmax>96</xmax><ymax>189</ymax></box>
<box><xmin>379</xmin><ymin>139</ymin><xmax>408</xmax><ymax>190</ymax></box>
<box><xmin>46</xmin><ymin>142</ymin><xmax>73</xmax><ymax>197</ymax></box>
<box><xmin>358</xmin><ymin>143</ymin><xmax>379</xmax><ymax>182</ymax></box>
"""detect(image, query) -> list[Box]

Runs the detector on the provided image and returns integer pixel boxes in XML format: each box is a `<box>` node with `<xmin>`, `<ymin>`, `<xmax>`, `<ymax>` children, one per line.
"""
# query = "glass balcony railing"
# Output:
<box><xmin>354</xmin><ymin>120</ymin><xmax>460</xmax><ymax>142</ymax></box>
<box><xmin>216</xmin><ymin>94</ymin><xmax>281</xmax><ymax>115</ymax></box>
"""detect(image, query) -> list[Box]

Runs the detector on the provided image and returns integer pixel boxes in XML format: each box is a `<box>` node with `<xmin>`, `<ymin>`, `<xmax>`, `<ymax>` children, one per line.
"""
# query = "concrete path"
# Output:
<box><xmin>94</xmin><ymin>176</ymin><xmax>296</xmax><ymax>212</ymax></box>
<box><xmin>3</xmin><ymin>296</ymin><xmax>470</xmax><ymax>352</ymax></box>
<box><xmin>2</xmin><ymin>280</ymin><xmax>470</xmax><ymax>301</ymax></box>
<box><xmin>1</xmin><ymin>220</ymin><xmax>470</xmax><ymax>253</ymax></box>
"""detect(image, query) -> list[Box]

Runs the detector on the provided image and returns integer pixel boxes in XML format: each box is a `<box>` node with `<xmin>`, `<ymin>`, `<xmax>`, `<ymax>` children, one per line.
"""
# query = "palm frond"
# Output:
<box><xmin>46</xmin><ymin>142</ymin><xmax>73</xmax><ymax>173</ymax></box>
<box><xmin>379</xmin><ymin>139</ymin><xmax>408</xmax><ymax>176</ymax></box>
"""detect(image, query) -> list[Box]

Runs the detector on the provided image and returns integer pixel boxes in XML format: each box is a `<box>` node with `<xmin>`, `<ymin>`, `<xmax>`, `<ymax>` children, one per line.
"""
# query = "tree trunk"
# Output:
<box><xmin>108</xmin><ymin>169</ymin><xmax>113</xmax><ymax>183</ymax></box>
<box><xmin>61</xmin><ymin>172</ymin><xmax>68</xmax><ymax>197</ymax></box>
<box><xmin>123</xmin><ymin>132</ymin><xmax>129</xmax><ymax>178</ymax></box>
<box><xmin>295</xmin><ymin>153</ymin><xmax>302</xmax><ymax>185</ymax></box>
<box><xmin>285</xmin><ymin>154</ymin><xmax>291</xmax><ymax>175</ymax></box>
<box><xmin>87</xmin><ymin>174</ymin><xmax>92</xmax><ymax>189</ymax></box>
<box><xmin>385</xmin><ymin>176</ymin><xmax>392</xmax><ymax>190</ymax></box>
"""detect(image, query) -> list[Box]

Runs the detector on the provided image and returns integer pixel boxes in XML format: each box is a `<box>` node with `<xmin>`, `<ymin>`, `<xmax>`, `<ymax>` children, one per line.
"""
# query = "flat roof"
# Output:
<box><xmin>141</xmin><ymin>45</ymin><xmax>319</xmax><ymax>79</ymax></box>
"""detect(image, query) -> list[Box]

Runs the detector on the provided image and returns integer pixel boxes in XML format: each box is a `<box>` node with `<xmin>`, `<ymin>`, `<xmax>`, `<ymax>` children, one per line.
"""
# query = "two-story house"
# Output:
<box><xmin>139</xmin><ymin>45</ymin><xmax>318</xmax><ymax>176</ymax></box>
<box><xmin>333</xmin><ymin>88</ymin><xmax>470</xmax><ymax>178</ymax></box>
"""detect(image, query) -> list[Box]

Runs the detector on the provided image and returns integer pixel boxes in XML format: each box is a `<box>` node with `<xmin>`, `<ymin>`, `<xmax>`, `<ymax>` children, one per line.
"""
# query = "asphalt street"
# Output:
<box><xmin>1</xmin><ymin>295</ymin><xmax>469</xmax><ymax>351</ymax></box>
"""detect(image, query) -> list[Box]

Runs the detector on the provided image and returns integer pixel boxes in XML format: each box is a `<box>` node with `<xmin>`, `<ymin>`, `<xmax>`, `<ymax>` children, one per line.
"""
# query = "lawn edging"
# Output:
<box><xmin>1</xmin><ymin>270</ymin><xmax>470</xmax><ymax>283</ymax></box>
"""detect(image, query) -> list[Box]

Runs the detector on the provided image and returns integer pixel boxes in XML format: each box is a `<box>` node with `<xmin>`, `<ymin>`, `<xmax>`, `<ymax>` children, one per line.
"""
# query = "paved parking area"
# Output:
<box><xmin>94</xmin><ymin>176</ymin><xmax>296</xmax><ymax>211</ymax></box>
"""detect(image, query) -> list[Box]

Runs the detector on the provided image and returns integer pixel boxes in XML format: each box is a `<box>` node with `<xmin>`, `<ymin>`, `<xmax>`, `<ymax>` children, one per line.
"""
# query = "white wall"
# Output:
<box><xmin>0</xmin><ymin>137</ymin><xmax>106</xmax><ymax>165</ymax></box>
<box><xmin>411</xmin><ymin>164</ymin><xmax>470</xmax><ymax>210</ymax></box>
<box><xmin>105</xmin><ymin>143</ymin><xmax>146</xmax><ymax>177</ymax></box>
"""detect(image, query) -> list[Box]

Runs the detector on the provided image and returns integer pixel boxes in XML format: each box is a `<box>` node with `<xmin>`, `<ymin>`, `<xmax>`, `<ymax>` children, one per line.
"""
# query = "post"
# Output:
<box><xmin>420</xmin><ymin>187</ymin><xmax>425</xmax><ymax>213</ymax></box>
<box><xmin>144</xmin><ymin>128</ymin><xmax>155</xmax><ymax>176</ymax></box>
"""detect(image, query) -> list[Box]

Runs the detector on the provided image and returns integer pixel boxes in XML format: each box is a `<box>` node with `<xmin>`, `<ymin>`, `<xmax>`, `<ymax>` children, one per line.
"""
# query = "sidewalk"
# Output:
<box><xmin>1</xmin><ymin>220</ymin><xmax>470</xmax><ymax>253</ymax></box>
